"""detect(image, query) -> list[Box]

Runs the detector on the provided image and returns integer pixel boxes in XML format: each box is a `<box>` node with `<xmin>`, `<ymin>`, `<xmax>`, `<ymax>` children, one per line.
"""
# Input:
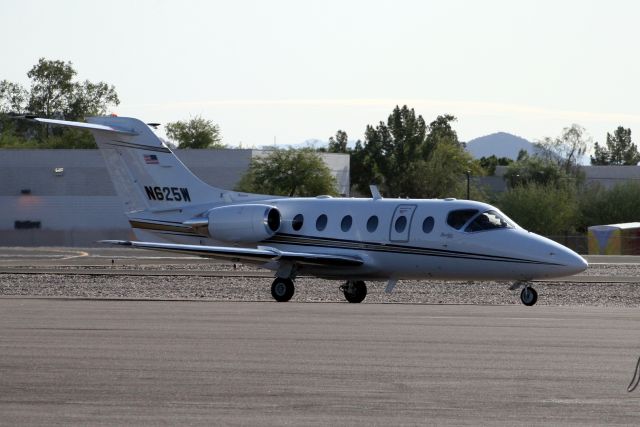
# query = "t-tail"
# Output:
<box><xmin>36</xmin><ymin>116</ymin><xmax>237</xmax><ymax>212</ymax></box>
<box><xmin>33</xmin><ymin>116</ymin><xmax>276</xmax><ymax>242</ymax></box>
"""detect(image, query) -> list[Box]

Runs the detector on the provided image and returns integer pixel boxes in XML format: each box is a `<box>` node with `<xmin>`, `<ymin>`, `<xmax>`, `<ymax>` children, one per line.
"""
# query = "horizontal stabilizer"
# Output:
<box><xmin>100</xmin><ymin>240</ymin><xmax>363</xmax><ymax>267</ymax></box>
<box><xmin>34</xmin><ymin>117</ymin><xmax>138</xmax><ymax>135</ymax></box>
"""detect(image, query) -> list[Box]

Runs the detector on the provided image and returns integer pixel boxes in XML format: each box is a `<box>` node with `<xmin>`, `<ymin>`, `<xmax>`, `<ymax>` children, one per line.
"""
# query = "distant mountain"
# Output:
<box><xmin>465</xmin><ymin>132</ymin><xmax>535</xmax><ymax>160</ymax></box>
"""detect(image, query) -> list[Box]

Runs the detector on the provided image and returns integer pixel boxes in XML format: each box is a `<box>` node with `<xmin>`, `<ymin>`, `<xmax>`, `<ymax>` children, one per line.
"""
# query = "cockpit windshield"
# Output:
<box><xmin>465</xmin><ymin>210</ymin><xmax>514</xmax><ymax>232</ymax></box>
<box><xmin>446</xmin><ymin>209</ymin><xmax>479</xmax><ymax>230</ymax></box>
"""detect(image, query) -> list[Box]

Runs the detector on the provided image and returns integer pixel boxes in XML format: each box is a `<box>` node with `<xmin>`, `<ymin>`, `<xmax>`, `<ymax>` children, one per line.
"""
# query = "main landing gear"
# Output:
<box><xmin>510</xmin><ymin>282</ymin><xmax>538</xmax><ymax>306</ymax></box>
<box><xmin>341</xmin><ymin>280</ymin><xmax>367</xmax><ymax>303</ymax></box>
<box><xmin>271</xmin><ymin>277</ymin><xmax>295</xmax><ymax>302</ymax></box>
<box><xmin>270</xmin><ymin>277</ymin><xmax>369</xmax><ymax>303</ymax></box>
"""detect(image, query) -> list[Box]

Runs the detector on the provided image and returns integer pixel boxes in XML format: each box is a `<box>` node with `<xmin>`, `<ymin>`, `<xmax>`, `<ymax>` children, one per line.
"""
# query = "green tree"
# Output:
<box><xmin>328</xmin><ymin>130</ymin><xmax>348</xmax><ymax>153</ymax></box>
<box><xmin>0</xmin><ymin>81</ymin><xmax>28</xmax><ymax>113</ymax></box>
<box><xmin>496</xmin><ymin>183</ymin><xmax>578</xmax><ymax>235</ymax></box>
<box><xmin>235</xmin><ymin>148</ymin><xmax>338</xmax><ymax>196</ymax></box>
<box><xmin>424</xmin><ymin>113</ymin><xmax>461</xmax><ymax>157</ymax></box>
<box><xmin>535</xmin><ymin>124</ymin><xmax>589</xmax><ymax>175</ymax></box>
<box><xmin>349</xmin><ymin>139</ymin><xmax>370</xmax><ymax>194</ymax></box>
<box><xmin>352</xmin><ymin>106</ymin><xmax>478</xmax><ymax>198</ymax></box>
<box><xmin>590</xmin><ymin>126</ymin><xmax>640</xmax><ymax>165</ymax></box>
<box><xmin>20</xmin><ymin>58</ymin><xmax>119</xmax><ymax>119</ymax></box>
<box><xmin>26</xmin><ymin>58</ymin><xmax>77</xmax><ymax>118</ymax></box>
<box><xmin>66</xmin><ymin>80</ymin><xmax>121</xmax><ymax>119</ymax></box>
<box><xmin>165</xmin><ymin>115</ymin><xmax>223</xmax><ymax>149</ymax></box>
<box><xmin>503</xmin><ymin>151</ymin><xmax>568</xmax><ymax>189</ymax></box>
<box><xmin>0</xmin><ymin>58</ymin><xmax>120</xmax><ymax>148</ymax></box>
<box><xmin>0</xmin><ymin>124</ymin><xmax>35</xmax><ymax>148</ymax></box>
<box><xmin>591</xmin><ymin>142</ymin><xmax>609</xmax><ymax>165</ymax></box>
<box><xmin>416</xmin><ymin>142</ymin><xmax>484</xmax><ymax>199</ymax></box>
<box><xmin>578</xmin><ymin>182</ymin><xmax>640</xmax><ymax>229</ymax></box>
<box><xmin>478</xmin><ymin>155</ymin><xmax>513</xmax><ymax>175</ymax></box>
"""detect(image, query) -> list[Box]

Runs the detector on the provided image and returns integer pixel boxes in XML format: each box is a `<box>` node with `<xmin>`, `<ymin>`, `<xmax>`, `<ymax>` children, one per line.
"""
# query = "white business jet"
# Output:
<box><xmin>34</xmin><ymin>116</ymin><xmax>587</xmax><ymax>306</ymax></box>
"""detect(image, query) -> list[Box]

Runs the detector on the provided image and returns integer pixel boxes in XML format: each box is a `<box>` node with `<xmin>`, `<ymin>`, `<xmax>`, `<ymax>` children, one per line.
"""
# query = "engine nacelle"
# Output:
<box><xmin>206</xmin><ymin>204</ymin><xmax>281</xmax><ymax>243</ymax></box>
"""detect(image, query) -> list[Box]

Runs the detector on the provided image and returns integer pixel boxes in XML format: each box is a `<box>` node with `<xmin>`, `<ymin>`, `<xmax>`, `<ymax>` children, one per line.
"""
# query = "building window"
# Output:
<box><xmin>316</xmin><ymin>214</ymin><xmax>328</xmax><ymax>231</ymax></box>
<box><xmin>15</xmin><ymin>221</ymin><xmax>41</xmax><ymax>230</ymax></box>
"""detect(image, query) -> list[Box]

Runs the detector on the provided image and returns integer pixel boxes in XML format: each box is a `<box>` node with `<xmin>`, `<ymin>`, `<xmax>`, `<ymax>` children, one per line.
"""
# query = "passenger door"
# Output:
<box><xmin>389</xmin><ymin>204</ymin><xmax>417</xmax><ymax>242</ymax></box>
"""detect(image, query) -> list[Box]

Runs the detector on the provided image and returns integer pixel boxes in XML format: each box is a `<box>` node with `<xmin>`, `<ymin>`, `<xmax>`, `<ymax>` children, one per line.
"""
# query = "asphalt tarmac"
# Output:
<box><xmin>0</xmin><ymin>246</ymin><xmax>202</xmax><ymax>267</ymax></box>
<box><xmin>2</xmin><ymin>300</ymin><xmax>640</xmax><ymax>426</ymax></box>
<box><xmin>2</xmin><ymin>247</ymin><xmax>640</xmax><ymax>425</ymax></box>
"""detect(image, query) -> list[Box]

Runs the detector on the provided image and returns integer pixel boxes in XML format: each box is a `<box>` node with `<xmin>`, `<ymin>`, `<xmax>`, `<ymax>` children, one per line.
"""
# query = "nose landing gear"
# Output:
<box><xmin>520</xmin><ymin>286</ymin><xmax>538</xmax><ymax>306</ymax></box>
<box><xmin>510</xmin><ymin>281</ymin><xmax>538</xmax><ymax>306</ymax></box>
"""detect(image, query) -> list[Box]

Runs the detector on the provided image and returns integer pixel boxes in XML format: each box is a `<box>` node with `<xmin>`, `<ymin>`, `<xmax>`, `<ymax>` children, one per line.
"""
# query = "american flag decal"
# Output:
<box><xmin>144</xmin><ymin>154</ymin><xmax>159</xmax><ymax>164</ymax></box>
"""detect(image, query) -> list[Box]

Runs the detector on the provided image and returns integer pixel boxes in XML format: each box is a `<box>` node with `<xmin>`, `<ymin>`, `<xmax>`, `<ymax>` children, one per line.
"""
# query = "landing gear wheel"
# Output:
<box><xmin>520</xmin><ymin>286</ymin><xmax>538</xmax><ymax>306</ymax></box>
<box><xmin>342</xmin><ymin>280</ymin><xmax>367</xmax><ymax>303</ymax></box>
<box><xmin>271</xmin><ymin>278</ymin><xmax>294</xmax><ymax>302</ymax></box>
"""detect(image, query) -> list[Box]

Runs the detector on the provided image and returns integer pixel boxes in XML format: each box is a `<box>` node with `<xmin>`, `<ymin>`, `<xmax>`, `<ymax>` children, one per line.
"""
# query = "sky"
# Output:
<box><xmin>3</xmin><ymin>0</ymin><xmax>640</xmax><ymax>149</ymax></box>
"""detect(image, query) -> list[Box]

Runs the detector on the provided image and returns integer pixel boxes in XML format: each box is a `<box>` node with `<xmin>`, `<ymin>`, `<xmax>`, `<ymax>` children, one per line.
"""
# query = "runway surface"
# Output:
<box><xmin>0</xmin><ymin>246</ymin><xmax>203</xmax><ymax>267</ymax></box>
<box><xmin>2</xmin><ymin>247</ymin><xmax>640</xmax><ymax>425</ymax></box>
<box><xmin>1</xmin><ymin>300</ymin><xmax>640</xmax><ymax>426</ymax></box>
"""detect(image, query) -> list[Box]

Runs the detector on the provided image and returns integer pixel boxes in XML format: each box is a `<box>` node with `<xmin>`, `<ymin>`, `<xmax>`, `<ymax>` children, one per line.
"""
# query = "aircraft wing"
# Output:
<box><xmin>100</xmin><ymin>240</ymin><xmax>364</xmax><ymax>267</ymax></box>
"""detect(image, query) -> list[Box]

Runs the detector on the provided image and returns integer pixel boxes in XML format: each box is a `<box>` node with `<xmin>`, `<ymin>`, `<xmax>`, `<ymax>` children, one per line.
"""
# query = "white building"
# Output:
<box><xmin>0</xmin><ymin>149</ymin><xmax>349</xmax><ymax>246</ymax></box>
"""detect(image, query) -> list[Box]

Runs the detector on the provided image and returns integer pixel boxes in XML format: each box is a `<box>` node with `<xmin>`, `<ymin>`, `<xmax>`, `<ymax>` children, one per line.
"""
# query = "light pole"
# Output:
<box><xmin>465</xmin><ymin>170</ymin><xmax>471</xmax><ymax>200</ymax></box>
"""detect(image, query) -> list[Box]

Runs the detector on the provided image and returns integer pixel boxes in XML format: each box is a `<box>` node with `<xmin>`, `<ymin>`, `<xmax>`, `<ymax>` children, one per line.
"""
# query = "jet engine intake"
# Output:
<box><xmin>206</xmin><ymin>204</ymin><xmax>281</xmax><ymax>243</ymax></box>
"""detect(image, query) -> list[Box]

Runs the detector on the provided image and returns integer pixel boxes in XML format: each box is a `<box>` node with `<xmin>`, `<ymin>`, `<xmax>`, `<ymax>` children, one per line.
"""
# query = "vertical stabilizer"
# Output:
<box><xmin>87</xmin><ymin>116</ymin><xmax>224</xmax><ymax>212</ymax></box>
<box><xmin>36</xmin><ymin>116</ymin><xmax>229</xmax><ymax>213</ymax></box>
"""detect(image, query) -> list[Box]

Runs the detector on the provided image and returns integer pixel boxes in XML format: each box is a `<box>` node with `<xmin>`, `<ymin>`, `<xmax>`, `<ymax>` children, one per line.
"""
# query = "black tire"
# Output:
<box><xmin>520</xmin><ymin>286</ymin><xmax>538</xmax><ymax>306</ymax></box>
<box><xmin>271</xmin><ymin>278</ymin><xmax>294</xmax><ymax>302</ymax></box>
<box><xmin>343</xmin><ymin>280</ymin><xmax>367</xmax><ymax>303</ymax></box>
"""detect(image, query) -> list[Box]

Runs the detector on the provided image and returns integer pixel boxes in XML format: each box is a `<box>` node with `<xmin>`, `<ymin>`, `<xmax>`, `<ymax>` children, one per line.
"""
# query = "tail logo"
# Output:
<box><xmin>144</xmin><ymin>154</ymin><xmax>159</xmax><ymax>164</ymax></box>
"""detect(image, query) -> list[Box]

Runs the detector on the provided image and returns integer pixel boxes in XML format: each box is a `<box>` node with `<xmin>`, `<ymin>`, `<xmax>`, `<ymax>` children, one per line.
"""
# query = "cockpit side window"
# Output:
<box><xmin>446</xmin><ymin>209</ymin><xmax>478</xmax><ymax>230</ymax></box>
<box><xmin>465</xmin><ymin>210</ymin><xmax>514</xmax><ymax>232</ymax></box>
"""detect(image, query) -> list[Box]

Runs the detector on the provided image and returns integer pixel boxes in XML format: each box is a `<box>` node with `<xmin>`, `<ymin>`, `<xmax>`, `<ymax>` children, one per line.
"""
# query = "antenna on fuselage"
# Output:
<box><xmin>369</xmin><ymin>185</ymin><xmax>382</xmax><ymax>200</ymax></box>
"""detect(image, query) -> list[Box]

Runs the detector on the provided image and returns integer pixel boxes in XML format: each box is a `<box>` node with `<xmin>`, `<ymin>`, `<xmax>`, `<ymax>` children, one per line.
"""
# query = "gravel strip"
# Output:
<box><xmin>2</xmin><ymin>266</ymin><xmax>640</xmax><ymax>306</ymax></box>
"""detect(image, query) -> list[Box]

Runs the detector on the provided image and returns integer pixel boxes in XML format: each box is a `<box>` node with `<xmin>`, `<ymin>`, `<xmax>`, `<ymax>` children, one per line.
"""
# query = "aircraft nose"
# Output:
<box><xmin>529</xmin><ymin>233</ymin><xmax>588</xmax><ymax>278</ymax></box>
<box><xmin>557</xmin><ymin>246</ymin><xmax>588</xmax><ymax>276</ymax></box>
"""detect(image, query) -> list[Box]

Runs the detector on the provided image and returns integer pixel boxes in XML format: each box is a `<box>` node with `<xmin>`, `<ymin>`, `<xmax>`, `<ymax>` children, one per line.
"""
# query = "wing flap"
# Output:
<box><xmin>100</xmin><ymin>240</ymin><xmax>363</xmax><ymax>267</ymax></box>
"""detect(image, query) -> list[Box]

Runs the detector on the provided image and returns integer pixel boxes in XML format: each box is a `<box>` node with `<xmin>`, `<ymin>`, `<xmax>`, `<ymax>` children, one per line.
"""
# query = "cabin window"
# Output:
<box><xmin>422</xmin><ymin>216</ymin><xmax>434</xmax><ymax>233</ymax></box>
<box><xmin>341</xmin><ymin>215</ymin><xmax>352</xmax><ymax>232</ymax></box>
<box><xmin>316</xmin><ymin>214</ymin><xmax>328</xmax><ymax>231</ymax></box>
<box><xmin>292</xmin><ymin>214</ymin><xmax>304</xmax><ymax>231</ymax></box>
<box><xmin>446</xmin><ymin>209</ymin><xmax>478</xmax><ymax>230</ymax></box>
<box><xmin>465</xmin><ymin>210</ymin><xmax>514</xmax><ymax>232</ymax></box>
<box><xmin>394</xmin><ymin>216</ymin><xmax>407</xmax><ymax>233</ymax></box>
<box><xmin>366</xmin><ymin>215</ymin><xmax>378</xmax><ymax>232</ymax></box>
